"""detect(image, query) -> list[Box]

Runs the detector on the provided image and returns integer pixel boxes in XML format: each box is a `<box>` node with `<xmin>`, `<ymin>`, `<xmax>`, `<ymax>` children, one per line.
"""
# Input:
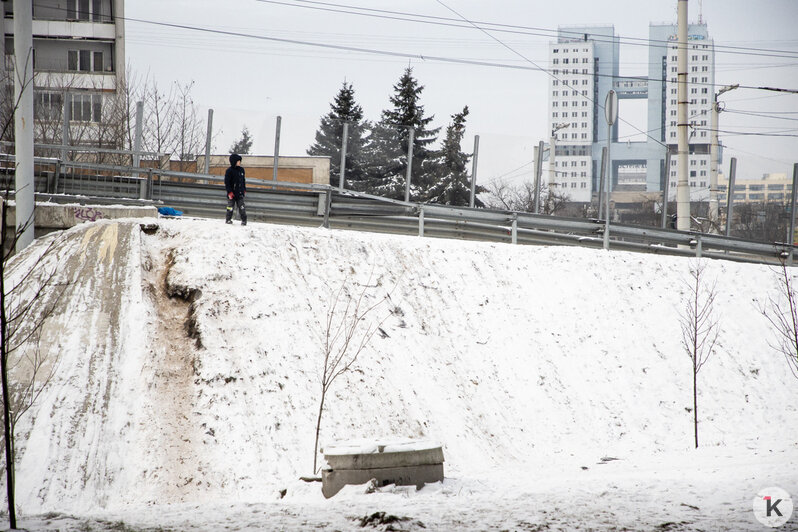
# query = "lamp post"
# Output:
<box><xmin>709</xmin><ymin>84</ymin><xmax>739</xmax><ymax>230</ymax></box>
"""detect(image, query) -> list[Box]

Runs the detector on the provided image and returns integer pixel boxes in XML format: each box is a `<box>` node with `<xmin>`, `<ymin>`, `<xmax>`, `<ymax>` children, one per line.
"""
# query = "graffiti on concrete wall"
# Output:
<box><xmin>74</xmin><ymin>207</ymin><xmax>105</xmax><ymax>223</ymax></box>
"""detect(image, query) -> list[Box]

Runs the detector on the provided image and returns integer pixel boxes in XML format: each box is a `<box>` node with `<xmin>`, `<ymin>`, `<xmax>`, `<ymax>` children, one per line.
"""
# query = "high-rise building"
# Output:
<box><xmin>1</xmin><ymin>0</ymin><xmax>125</xmax><ymax>148</ymax></box>
<box><xmin>547</xmin><ymin>22</ymin><xmax>715</xmax><ymax>203</ymax></box>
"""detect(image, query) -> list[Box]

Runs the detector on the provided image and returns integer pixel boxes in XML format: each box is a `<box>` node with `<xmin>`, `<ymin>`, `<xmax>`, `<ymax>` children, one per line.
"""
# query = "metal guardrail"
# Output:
<box><xmin>1</xmin><ymin>154</ymin><xmax>793</xmax><ymax>265</ymax></box>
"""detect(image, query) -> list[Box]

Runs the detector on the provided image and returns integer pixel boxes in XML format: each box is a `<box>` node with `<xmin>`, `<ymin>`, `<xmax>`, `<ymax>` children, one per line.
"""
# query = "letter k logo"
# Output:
<box><xmin>765</xmin><ymin>496</ymin><xmax>783</xmax><ymax>517</ymax></box>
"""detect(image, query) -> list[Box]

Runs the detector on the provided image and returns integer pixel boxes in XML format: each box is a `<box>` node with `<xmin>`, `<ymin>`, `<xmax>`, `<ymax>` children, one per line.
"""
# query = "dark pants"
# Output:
<box><xmin>226</xmin><ymin>196</ymin><xmax>247</xmax><ymax>224</ymax></box>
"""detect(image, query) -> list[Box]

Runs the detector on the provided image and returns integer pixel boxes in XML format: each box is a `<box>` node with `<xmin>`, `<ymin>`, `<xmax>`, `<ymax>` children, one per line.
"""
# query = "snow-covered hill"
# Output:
<box><xmin>7</xmin><ymin>218</ymin><xmax>798</xmax><ymax>530</ymax></box>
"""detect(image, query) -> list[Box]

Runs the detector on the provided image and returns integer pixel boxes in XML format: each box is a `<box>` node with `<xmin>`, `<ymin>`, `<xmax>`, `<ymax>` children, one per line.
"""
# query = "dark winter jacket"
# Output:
<box><xmin>225</xmin><ymin>155</ymin><xmax>246</xmax><ymax>199</ymax></box>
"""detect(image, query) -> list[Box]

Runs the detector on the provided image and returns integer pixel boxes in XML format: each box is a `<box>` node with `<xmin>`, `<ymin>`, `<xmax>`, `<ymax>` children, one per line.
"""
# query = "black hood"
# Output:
<box><xmin>229</xmin><ymin>153</ymin><xmax>242</xmax><ymax>166</ymax></box>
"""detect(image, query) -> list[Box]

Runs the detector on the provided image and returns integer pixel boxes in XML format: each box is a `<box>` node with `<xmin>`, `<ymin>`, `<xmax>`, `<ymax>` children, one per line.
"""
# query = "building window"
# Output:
<box><xmin>581</xmin><ymin>182</ymin><xmax>587</xmax><ymax>188</ymax></box>
<box><xmin>69</xmin><ymin>93</ymin><xmax>102</xmax><ymax>123</ymax></box>
<box><xmin>68</xmin><ymin>50</ymin><xmax>104</xmax><ymax>72</ymax></box>
<box><xmin>34</xmin><ymin>91</ymin><xmax>63</xmax><ymax>121</ymax></box>
<box><xmin>553</xmin><ymin>59</ymin><xmax>559</xmax><ymax>65</ymax></box>
<box><xmin>700</xmin><ymin>181</ymin><xmax>706</xmax><ymax>187</ymax></box>
<box><xmin>67</xmin><ymin>0</ymin><xmax>106</xmax><ymax>22</ymax></box>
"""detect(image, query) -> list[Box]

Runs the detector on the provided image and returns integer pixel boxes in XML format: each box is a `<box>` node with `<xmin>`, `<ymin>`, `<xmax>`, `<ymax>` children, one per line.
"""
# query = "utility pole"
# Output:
<box><xmin>404</xmin><ymin>127</ymin><xmax>415</xmax><ymax>203</ymax></box>
<box><xmin>725</xmin><ymin>157</ymin><xmax>737</xmax><ymax>237</ymax></box>
<box><xmin>533</xmin><ymin>140</ymin><xmax>544</xmax><ymax>214</ymax></box>
<box><xmin>204</xmin><ymin>108</ymin><xmax>213</xmax><ymax>174</ymax></box>
<box><xmin>338</xmin><ymin>122</ymin><xmax>349</xmax><ymax>192</ymax></box>
<box><xmin>549</xmin><ymin>123</ymin><xmax>569</xmax><ymax>209</ymax></box>
<box><xmin>133</xmin><ymin>101</ymin><xmax>144</xmax><ymax>168</ymax></box>
<box><xmin>13</xmin><ymin>0</ymin><xmax>34</xmax><ymax>254</ymax></box>
<box><xmin>469</xmin><ymin>134</ymin><xmax>479</xmax><ymax>208</ymax></box>
<box><xmin>709</xmin><ymin>84</ymin><xmax>738</xmax><ymax>230</ymax></box>
<box><xmin>273</xmin><ymin>116</ymin><xmax>281</xmax><ymax>185</ymax></box>
<box><xmin>676</xmin><ymin>0</ymin><xmax>690</xmax><ymax>232</ymax></box>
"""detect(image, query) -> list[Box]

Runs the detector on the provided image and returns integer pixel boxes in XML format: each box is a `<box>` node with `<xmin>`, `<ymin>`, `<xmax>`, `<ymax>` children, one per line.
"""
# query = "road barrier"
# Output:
<box><xmin>0</xmin><ymin>155</ymin><xmax>793</xmax><ymax>265</ymax></box>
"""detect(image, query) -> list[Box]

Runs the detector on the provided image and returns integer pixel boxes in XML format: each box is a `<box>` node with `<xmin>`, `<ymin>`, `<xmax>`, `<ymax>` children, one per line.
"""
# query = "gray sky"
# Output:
<box><xmin>126</xmin><ymin>0</ymin><xmax>798</xmax><ymax>184</ymax></box>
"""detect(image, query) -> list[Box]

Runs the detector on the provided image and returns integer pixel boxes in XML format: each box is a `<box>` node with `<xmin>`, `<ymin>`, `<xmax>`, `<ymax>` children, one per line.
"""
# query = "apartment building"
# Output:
<box><xmin>1</xmin><ymin>0</ymin><xmax>125</xmax><ymax>147</ymax></box>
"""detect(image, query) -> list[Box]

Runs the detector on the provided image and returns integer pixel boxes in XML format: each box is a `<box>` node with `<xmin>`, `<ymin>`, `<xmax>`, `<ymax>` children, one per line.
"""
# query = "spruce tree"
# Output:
<box><xmin>230</xmin><ymin>126</ymin><xmax>253</xmax><ymax>154</ymax></box>
<box><xmin>368</xmin><ymin>68</ymin><xmax>440</xmax><ymax>200</ymax></box>
<box><xmin>307</xmin><ymin>82</ymin><xmax>370</xmax><ymax>190</ymax></box>
<box><xmin>426</xmin><ymin>106</ymin><xmax>483</xmax><ymax>207</ymax></box>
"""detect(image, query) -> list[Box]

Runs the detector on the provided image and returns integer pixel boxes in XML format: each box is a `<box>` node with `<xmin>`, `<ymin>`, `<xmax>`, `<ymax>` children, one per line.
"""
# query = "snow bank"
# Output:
<box><xmin>7</xmin><ymin>218</ymin><xmax>798</xmax><ymax>525</ymax></box>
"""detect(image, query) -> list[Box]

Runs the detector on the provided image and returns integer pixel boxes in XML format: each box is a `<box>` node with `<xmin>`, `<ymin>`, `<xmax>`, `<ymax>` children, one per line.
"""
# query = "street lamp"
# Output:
<box><xmin>709</xmin><ymin>84</ymin><xmax>739</xmax><ymax>231</ymax></box>
<box><xmin>547</xmin><ymin>122</ymin><xmax>570</xmax><ymax>196</ymax></box>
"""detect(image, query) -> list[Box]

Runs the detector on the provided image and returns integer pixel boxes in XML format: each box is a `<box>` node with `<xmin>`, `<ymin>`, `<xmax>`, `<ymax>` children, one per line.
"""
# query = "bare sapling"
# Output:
<box><xmin>312</xmin><ymin>273</ymin><xmax>390</xmax><ymax>474</ymax></box>
<box><xmin>679</xmin><ymin>260</ymin><xmax>719</xmax><ymax>449</ymax></box>
<box><xmin>762</xmin><ymin>261</ymin><xmax>798</xmax><ymax>380</ymax></box>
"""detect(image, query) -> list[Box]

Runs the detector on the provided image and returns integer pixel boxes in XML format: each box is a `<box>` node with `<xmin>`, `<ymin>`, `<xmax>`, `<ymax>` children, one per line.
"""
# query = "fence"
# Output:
<box><xmin>0</xmin><ymin>154</ymin><xmax>794</xmax><ymax>266</ymax></box>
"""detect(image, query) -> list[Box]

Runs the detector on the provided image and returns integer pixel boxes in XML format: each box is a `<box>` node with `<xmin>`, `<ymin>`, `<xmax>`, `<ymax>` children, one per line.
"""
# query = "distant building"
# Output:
<box><xmin>718</xmin><ymin>173</ymin><xmax>793</xmax><ymax>204</ymax></box>
<box><xmin>1</xmin><ymin>0</ymin><xmax>125</xmax><ymax>148</ymax></box>
<box><xmin>547</xmin><ymin>22</ymin><xmax>715</xmax><ymax>203</ymax></box>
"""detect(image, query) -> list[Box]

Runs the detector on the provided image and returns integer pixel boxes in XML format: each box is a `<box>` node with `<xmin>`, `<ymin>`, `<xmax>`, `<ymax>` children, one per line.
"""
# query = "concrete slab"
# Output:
<box><xmin>321</xmin><ymin>463</ymin><xmax>444</xmax><ymax>499</ymax></box>
<box><xmin>324</xmin><ymin>446</ymin><xmax>444</xmax><ymax>470</ymax></box>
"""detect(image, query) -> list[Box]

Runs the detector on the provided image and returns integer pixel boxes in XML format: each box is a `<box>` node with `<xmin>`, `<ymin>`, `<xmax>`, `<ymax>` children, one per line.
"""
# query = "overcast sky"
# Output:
<box><xmin>125</xmin><ymin>0</ymin><xmax>798</xmax><ymax>184</ymax></box>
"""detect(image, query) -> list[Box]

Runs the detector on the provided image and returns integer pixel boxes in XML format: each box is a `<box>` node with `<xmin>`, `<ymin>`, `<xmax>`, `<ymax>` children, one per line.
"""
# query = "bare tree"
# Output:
<box><xmin>679</xmin><ymin>260</ymin><xmax>720</xmax><ymax>448</ymax></box>
<box><xmin>140</xmin><ymin>78</ymin><xmax>177</xmax><ymax>168</ymax></box>
<box><xmin>483</xmin><ymin>179</ymin><xmax>569</xmax><ymax>215</ymax></box>
<box><xmin>312</xmin><ymin>275</ymin><xmax>390</xmax><ymax>474</ymax></box>
<box><xmin>762</xmin><ymin>261</ymin><xmax>798</xmax><ymax>380</ymax></box>
<box><xmin>173</xmin><ymin>81</ymin><xmax>205</xmax><ymax>168</ymax></box>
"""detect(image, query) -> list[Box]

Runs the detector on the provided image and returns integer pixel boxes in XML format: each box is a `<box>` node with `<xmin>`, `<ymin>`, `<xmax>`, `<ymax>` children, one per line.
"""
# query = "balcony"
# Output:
<box><xmin>3</xmin><ymin>19</ymin><xmax>116</xmax><ymax>40</ymax></box>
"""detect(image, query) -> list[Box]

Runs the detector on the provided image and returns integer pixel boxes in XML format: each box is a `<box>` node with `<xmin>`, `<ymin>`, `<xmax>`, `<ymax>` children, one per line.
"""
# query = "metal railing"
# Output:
<box><xmin>1</xmin><ymin>154</ymin><xmax>793</xmax><ymax>265</ymax></box>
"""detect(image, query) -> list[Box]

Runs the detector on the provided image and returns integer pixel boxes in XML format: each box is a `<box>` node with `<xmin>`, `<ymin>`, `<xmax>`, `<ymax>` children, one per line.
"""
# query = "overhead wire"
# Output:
<box><xmin>431</xmin><ymin>0</ymin><xmax>669</xmax><ymax>150</ymax></box>
<box><xmin>258</xmin><ymin>0</ymin><xmax>798</xmax><ymax>60</ymax></box>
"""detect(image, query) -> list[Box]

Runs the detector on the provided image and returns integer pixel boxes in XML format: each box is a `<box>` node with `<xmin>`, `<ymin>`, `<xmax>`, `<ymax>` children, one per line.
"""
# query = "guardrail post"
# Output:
<box><xmin>695</xmin><ymin>235</ymin><xmax>702</xmax><ymax>258</ymax></box>
<box><xmin>511</xmin><ymin>214</ymin><xmax>518</xmax><ymax>244</ymax></box>
<box><xmin>51</xmin><ymin>160</ymin><xmax>61</xmax><ymax>194</ymax></box>
<box><xmin>418</xmin><ymin>206</ymin><xmax>424</xmax><ymax>237</ymax></box>
<box><xmin>147</xmin><ymin>168</ymin><xmax>153</xmax><ymax>201</ymax></box>
<box><xmin>323</xmin><ymin>189</ymin><xmax>332</xmax><ymax>229</ymax></box>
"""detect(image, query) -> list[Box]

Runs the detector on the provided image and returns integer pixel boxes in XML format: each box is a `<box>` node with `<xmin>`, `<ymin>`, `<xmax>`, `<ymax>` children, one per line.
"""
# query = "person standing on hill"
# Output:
<box><xmin>225</xmin><ymin>153</ymin><xmax>247</xmax><ymax>225</ymax></box>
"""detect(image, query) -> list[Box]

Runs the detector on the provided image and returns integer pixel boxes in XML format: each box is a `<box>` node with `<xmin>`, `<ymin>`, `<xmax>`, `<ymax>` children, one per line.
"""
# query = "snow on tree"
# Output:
<box><xmin>307</xmin><ymin>82</ymin><xmax>371</xmax><ymax>190</ymax></box>
<box><xmin>230</xmin><ymin>126</ymin><xmax>253</xmax><ymax>155</ymax></box>
<box><xmin>367</xmin><ymin>68</ymin><xmax>440</xmax><ymax>201</ymax></box>
<box><xmin>425</xmin><ymin>106</ymin><xmax>483</xmax><ymax>207</ymax></box>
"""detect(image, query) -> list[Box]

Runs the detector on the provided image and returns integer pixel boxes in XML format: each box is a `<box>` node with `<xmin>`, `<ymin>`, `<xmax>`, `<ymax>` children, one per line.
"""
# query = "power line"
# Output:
<box><xmin>724</xmin><ymin>110</ymin><xmax>798</xmax><ymax>122</ymax></box>
<box><xmin>431</xmin><ymin>0</ymin><xmax>669</xmax><ymax>150</ymax></box>
<box><xmin>33</xmin><ymin>2</ymin><xmax>792</xmax><ymax>95</ymax></box>
<box><xmin>259</xmin><ymin>0</ymin><xmax>798</xmax><ymax>59</ymax></box>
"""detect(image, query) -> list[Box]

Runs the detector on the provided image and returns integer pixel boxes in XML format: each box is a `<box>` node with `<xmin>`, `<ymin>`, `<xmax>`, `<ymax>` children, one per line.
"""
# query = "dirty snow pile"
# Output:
<box><xmin>5</xmin><ymin>217</ymin><xmax>798</xmax><ymax>531</ymax></box>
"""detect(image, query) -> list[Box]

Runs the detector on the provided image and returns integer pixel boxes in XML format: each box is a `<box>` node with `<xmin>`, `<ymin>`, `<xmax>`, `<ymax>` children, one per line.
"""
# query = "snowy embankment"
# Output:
<box><xmin>7</xmin><ymin>218</ymin><xmax>798</xmax><ymax>530</ymax></box>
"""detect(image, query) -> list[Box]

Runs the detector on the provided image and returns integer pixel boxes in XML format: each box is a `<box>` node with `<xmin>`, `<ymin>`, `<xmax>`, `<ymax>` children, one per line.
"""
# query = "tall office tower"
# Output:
<box><xmin>547</xmin><ymin>22</ymin><xmax>715</xmax><ymax>203</ymax></box>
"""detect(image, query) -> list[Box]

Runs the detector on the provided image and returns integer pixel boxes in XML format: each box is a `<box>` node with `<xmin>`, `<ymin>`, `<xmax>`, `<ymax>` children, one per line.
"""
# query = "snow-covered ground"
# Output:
<box><xmin>6</xmin><ymin>218</ymin><xmax>798</xmax><ymax>531</ymax></box>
